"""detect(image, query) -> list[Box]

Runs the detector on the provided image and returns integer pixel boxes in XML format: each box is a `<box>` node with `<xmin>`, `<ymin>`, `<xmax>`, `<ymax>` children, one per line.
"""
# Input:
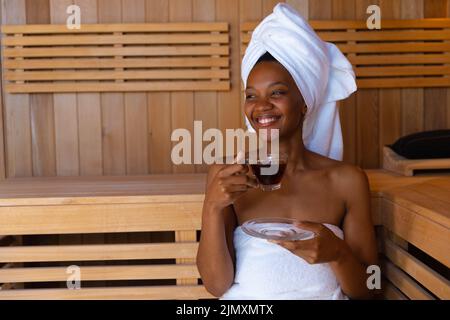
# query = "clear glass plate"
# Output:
<box><xmin>241</xmin><ymin>217</ymin><xmax>315</xmax><ymax>241</ymax></box>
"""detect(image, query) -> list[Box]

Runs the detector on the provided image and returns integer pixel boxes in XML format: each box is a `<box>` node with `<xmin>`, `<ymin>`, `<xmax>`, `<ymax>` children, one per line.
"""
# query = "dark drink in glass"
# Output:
<box><xmin>250</xmin><ymin>153</ymin><xmax>288</xmax><ymax>191</ymax></box>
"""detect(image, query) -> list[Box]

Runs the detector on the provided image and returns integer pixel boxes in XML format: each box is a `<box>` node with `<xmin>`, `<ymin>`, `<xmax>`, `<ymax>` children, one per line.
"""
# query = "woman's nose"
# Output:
<box><xmin>254</xmin><ymin>98</ymin><xmax>274</xmax><ymax>111</ymax></box>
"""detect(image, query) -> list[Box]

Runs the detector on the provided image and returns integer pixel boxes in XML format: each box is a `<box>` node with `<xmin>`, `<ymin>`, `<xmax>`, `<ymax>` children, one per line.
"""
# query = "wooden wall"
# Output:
<box><xmin>1</xmin><ymin>0</ymin><xmax>450</xmax><ymax>179</ymax></box>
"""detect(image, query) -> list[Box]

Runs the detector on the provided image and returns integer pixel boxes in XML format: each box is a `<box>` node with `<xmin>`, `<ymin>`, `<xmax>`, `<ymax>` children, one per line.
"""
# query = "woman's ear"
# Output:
<box><xmin>302</xmin><ymin>105</ymin><xmax>307</xmax><ymax>117</ymax></box>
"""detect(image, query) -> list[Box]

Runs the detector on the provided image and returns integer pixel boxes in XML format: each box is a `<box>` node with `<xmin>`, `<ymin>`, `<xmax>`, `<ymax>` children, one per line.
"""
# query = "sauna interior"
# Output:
<box><xmin>0</xmin><ymin>0</ymin><xmax>449</xmax><ymax>301</ymax></box>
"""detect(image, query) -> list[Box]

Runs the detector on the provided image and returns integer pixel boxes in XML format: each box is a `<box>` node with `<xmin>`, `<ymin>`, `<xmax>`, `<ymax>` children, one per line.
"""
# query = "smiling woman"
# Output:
<box><xmin>197</xmin><ymin>3</ymin><xmax>378</xmax><ymax>300</ymax></box>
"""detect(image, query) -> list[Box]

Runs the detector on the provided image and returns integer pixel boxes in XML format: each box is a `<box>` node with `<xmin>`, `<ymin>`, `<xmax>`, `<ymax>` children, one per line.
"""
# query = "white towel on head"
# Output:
<box><xmin>242</xmin><ymin>3</ymin><xmax>357</xmax><ymax>161</ymax></box>
<box><xmin>220</xmin><ymin>224</ymin><xmax>348</xmax><ymax>300</ymax></box>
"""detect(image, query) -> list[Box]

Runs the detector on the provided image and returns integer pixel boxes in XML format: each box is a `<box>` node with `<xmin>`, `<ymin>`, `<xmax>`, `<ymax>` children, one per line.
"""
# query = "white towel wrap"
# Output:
<box><xmin>242</xmin><ymin>3</ymin><xmax>357</xmax><ymax>161</ymax></box>
<box><xmin>220</xmin><ymin>223</ymin><xmax>348</xmax><ymax>300</ymax></box>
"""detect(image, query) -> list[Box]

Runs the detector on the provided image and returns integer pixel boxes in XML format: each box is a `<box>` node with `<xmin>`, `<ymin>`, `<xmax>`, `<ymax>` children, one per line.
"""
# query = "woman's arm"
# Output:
<box><xmin>330</xmin><ymin>166</ymin><xmax>379</xmax><ymax>299</ymax></box>
<box><xmin>196</xmin><ymin>164</ymin><xmax>258</xmax><ymax>297</ymax></box>
<box><xmin>197</xmin><ymin>203</ymin><xmax>236</xmax><ymax>297</ymax></box>
<box><xmin>270</xmin><ymin>166</ymin><xmax>378</xmax><ymax>299</ymax></box>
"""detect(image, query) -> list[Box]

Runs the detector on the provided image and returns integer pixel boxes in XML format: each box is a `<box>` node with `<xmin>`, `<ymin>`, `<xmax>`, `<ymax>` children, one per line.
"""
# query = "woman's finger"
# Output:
<box><xmin>295</xmin><ymin>221</ymin><xmax>324</xmax><ymax>235</ymax></box>
<box><xmin>221</xmin><ymin>175</ymin><xmax>259</xmax><ymax>188</ymax></box>
<box><xmin>218</xmin><ymin>164</ymin><xmax>249</xmax><ymax>178</ymax></box>
<box><xmin>224</xmin><ymin>184</ymin><xmax>250</xmax><ymax>193</ymax></box>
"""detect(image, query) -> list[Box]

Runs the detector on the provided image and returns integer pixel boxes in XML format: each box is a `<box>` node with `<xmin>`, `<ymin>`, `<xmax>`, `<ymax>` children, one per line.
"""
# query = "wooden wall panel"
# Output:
<box><xmin>193</xmin><ymin>0</ymin><xmax>216</xmax><ymax>173</ymax></box>
<box><xmin>50</xmin><ymin>0</ymin><xmax>80</xmax><ymax>177</ymax></box>
<box><xmin>218</xmin><ymin>0</ymin><xmax>241</xmax><ymax>145</ymax></box>
<box><xmin>98</xmin><ymin>0</ymin><xmax>126</xmax><ymax>175</ymax></box>
<box><xmin>123</xmin><ymin>0</ymin><xmax>149</xmax><ymax>175</ymax></box>
<box><xmin>424</xmin><ymin>0</ymin><xmax>449</xmax><ymax>131</ymax></box>
<box><xmin>378</xmin><ymin>0</ymin><xmax>402</xmax><ymax>164</ymax></box>
<box><xmin>1</xmin><ymin>0</ymin><xmax>450</xmax><ymax>178</ymax></box>
<box><xmin>355</xmin><ymin>0</ymin><xmax>380</xmax><ymax>169</ymax></box>
<box><xmin>401</xmin><ymin>0</ymin><xmax>424</xmax><ymax>136</ymax></box>
<box><xmin>170</xmin><ymin>0</ymin><xmax>194</xmax><ymax>174</ymax></box>
<box><xmin>76</xmin><ymin>0</ymin><xmax>103</xmax><ymax>176</ymax></box>
<box><xmin>27</xmin><ymin>0</ymin><xmax>57</xmax><ymax>177</ymax></box>
<box><xmin>0</xmin><ymin>1</ymin><xmax>5</xmax><ymax>180</ymax></box>
<box><xmin>145</xmin><ymin>0</ymin><xmax>172</xmax><ymax>174</ymax></box>
<box><xmin>2</xmin><ymin>0</ymin><xmax>32</xmax><ymax>178</ymax></box>
<box><xmin>333</xmin><ymin>0</ymin><xmax>356</xmax><ymax>164</ymax></box>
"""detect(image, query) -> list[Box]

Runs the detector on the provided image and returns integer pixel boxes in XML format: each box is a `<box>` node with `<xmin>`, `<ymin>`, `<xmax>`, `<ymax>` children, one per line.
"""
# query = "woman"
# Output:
<box><xmin>196</xmin><ymin>3</ymin><xmax>378</xmax><ymax>300</ymax></box>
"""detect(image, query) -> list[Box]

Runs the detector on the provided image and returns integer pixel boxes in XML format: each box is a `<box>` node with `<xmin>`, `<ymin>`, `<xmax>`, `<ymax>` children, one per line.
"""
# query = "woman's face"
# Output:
<box><xmin>244</xmin><ymin>60</ymin><xmax>306</xmax><ymax>140</ymax></box>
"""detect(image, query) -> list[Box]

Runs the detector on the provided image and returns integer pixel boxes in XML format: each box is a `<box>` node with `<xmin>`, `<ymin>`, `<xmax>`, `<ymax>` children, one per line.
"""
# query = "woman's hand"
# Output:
<box><xmin>269</xmin><ymin>221</ymin><xmax>345</xmax><ymax>264</ymax></box>
<box><xmin>204</xmin><ymin>164</ymin><xmax>259</xmax><ymax>212</ymax></box>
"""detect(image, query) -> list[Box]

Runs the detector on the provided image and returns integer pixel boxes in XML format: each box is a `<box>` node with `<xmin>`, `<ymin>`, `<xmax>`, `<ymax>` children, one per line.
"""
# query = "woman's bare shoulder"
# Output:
<box><xmin>307</xmin><ymin>151</ymin><xmax>368</xmax><ymax>190</ymax></box>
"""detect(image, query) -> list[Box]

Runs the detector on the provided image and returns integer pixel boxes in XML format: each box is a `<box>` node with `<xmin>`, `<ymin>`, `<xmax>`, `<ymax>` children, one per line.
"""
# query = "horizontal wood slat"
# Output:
<box><xmin>0</xmin><ymin>286</ymin><xmax>214</xmax><ymax>300</ymax></box>
<box><xmin>3</xmin><ymin>34</ymin><xmax>229</xmax><ymax>46</ymax></box>
<box><xmin>381</xmin><ymin>199</ymin><xmax>450</xmax><ymax>268</ymax></box>
<box><xmin>3</xmin><ymin>57</ymin><xmax>229</xmax><ymax>69</ymax></box>
<box><xmin>356</xmin><ymin>66</ymin><xmax>450</xmax><ymax>77</ymax></box>
<box><xmin>1</xmin><ymin>23</ymin><xmax>230</xmax><ymax>93</ymax></box>
<box><xmin>383</xmin><ymin>281</ymin><xmax>409</xmax><ymax>300</ymax></box>
<box><xmin>241</xmin><ymin>19</ymin><xmax>450</xmax><ymax>89</ymax></box>
<box><xmin>5</xmin><ymin>69</ymin><xmax>230</xmax><ymax>81</ymax></box>
<box><xmin>3</xmin><ymin>46</ymin><xmax>229</xmax><ymax>58</ymax></box>
<box><xmin>2</xmin><ymin>23</ymin><xmax>229</xmax><ymax>34</ymax></box>
<box><xmin>0</xmin><ymin>264</ymin><xmax>200</xmax><ymax>283</ymax></box>
<box><xmin>382</xmin><ymin>237</ymin><xmax>450</xmax><ymax>299</ymax></box>
<box><xmin>357</xmin><ymin>78</ymin><xmax>450</xmax><ymax>89</ymax></box>
<box><xmin>5</xmin><ymin>81</ymin><xmax>230</xmax><ymax>93</ymax></box>
<box><xmin>0</xmin><ymin>203</ymin><xmax>202</xmax><ymax>235</ymax></box>
<box><xmin>382</xmin><ymin>260</ymin><xmax>435</xmax><ymax>300</ymax></box>
<box><xmin>0</xmin><ymin>242</ymin><xmax>198</xmax><ymax>263</ymax></box>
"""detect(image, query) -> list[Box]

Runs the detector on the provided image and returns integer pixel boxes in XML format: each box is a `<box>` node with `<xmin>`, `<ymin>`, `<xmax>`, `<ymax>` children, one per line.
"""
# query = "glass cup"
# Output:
<box><xmin>249</xmin><ymin>153</ymin><xmax>288</xmax><ymax>191</ymax></box>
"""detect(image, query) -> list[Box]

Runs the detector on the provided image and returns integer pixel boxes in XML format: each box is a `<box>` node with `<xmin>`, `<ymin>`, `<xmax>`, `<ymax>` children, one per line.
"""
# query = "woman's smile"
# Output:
<box><xmin>254</xmin><ymin>113</ymin><xmax>283</xmax><ymax>128</ymax></box>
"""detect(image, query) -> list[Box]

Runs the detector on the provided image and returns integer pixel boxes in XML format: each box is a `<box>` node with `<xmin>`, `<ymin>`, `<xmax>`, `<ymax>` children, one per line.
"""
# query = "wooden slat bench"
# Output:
<box><xmin>241</xmin><ymin>19</ymin><xmax>450</xmax><ymax>88</ymax></box>
<box><xmin>0</xmin><ymin>171</ymin><xmax>448</xmax><ymax>300</ymax></box>
<box><xmin>1</xmin><ymin>23</ymin><xmax>230</xmax><ymax>93</ymax></box>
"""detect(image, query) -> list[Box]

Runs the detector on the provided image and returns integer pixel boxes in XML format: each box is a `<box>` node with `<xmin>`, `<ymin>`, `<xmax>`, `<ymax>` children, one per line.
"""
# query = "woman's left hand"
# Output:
<box><xmin>269</xmin><ymin>221</ymin><xmax>345</xmax><ymax>264</ymax></box>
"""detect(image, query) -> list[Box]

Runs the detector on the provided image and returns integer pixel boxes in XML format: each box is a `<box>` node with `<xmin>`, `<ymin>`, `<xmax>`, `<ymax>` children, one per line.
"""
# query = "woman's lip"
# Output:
<box><xmin>253</xmin><ymin>116</ymin><xmax>282</xmax><ymax>128</ymax></box>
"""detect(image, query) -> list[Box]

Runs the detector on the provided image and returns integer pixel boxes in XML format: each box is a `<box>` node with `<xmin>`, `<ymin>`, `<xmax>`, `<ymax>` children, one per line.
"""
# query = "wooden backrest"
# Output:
<box><xmin>0</xmin><ymin>175</ymin><xmax>213</xmax><ymax>300</ymax></box>
<box><xmin>241</xmin><ymin>19</ymin><xmax>450</xmax><ymax>89</ymax></box>
<box><xmin>1</xmin><ymin>23</ymin><xmax>230</xmax><ymax>93</ymax></box>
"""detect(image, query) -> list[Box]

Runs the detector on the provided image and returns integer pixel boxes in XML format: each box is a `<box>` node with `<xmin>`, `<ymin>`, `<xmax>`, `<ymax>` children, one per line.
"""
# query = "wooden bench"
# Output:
<box><xmin>241</xmin><ymin>19</ymin><xmax>450</xmax><ymax>88</ymax></box>
<box><xmin>0</xmin><ymin>171</ymin><xmax>448</xmax><ymax>300</ymax></box>
<box><xmin>1</xmin><ymin>23</ymin><xmax>230</xmax><ymax>93</ymax></box>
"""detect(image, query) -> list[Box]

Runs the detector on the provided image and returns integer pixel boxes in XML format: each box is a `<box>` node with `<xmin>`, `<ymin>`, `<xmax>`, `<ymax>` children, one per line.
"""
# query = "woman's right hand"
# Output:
<box><xmin>204</xmin><ymin>164</ymin><xmax>259</xmax><ymax>211</ymax></box>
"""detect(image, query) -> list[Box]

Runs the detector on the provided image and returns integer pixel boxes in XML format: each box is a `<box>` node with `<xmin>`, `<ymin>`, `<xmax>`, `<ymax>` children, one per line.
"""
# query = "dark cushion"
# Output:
<box><xmin>389</xmin><ymin>130</ymin><xmax>450</xmax><ymax>159</ymax></box>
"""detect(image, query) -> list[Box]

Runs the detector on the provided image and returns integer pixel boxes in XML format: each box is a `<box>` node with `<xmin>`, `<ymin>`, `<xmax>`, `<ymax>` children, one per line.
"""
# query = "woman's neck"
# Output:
<box><xmin>278</xmin><ymin>128</ymin><xmax>309</xmax><ymax>174</ymax></box>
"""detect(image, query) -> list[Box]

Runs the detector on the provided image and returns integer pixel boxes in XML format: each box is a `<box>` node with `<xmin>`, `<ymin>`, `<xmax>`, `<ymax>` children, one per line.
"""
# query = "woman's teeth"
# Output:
<box><xmin>257</xmin><ymin>117</ymin><xmax>279</xmax><ymax>125</ymax></box>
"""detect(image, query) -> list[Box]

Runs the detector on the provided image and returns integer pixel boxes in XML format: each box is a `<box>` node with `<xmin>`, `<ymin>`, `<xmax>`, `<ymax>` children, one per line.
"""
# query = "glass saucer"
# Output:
<box><xmin>241</xmin><ymin>217</ymin><xmax>315</xmax><ymax>241</ymax></box>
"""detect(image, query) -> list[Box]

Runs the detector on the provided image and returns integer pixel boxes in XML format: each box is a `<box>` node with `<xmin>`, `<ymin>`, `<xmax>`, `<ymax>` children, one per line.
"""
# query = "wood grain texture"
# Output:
<box><xmin>170</xmin><ymin>0</ymin><xmax>195</xmax><ymax>174</ymax></box>
<box><xmin>50</xmin><ymin>0</ymin><xmax>79</xmax><ymax>177</ymax></box>
<box><xmin>145</xmin><ymin>0</ymin><xmax>172</xmax><ymax>174</ymax></box>
<box><xmin>98</xmin><ymin>0</ymin><xmax>126</xmax><ymax>176</ymax></box>
<box><xmin>424</xmin><ymin>0</ymin><xmax>449</xmax><ymax>134</ymax></box>
<box><xmin>123</xmin><ymin>0</ymin><xmax>149</xmax><ymax>175</ymax></box>
<box><xmin>355</xmin><ymin>0</ymin><xmax>379</xmax><ymax>169</ymax></box>
<box><xmin>332</xmin><ymin>0</ymin><xmax>356</xmax><ymax>164</ymax></box>
<box><xmin>378</xmin><ymin>1</ymin><xmax>402</xmax><ymax>164</ymax></box>
<box><xmin>75</xmin><ymin>0</ymin><xmax>103</xmax><ymax>176</ymax></box>
<box><xmin>0</xmin><ymin>2</ymin><xmax>5</xmax><ymax>180</ymax></box>
<box><xmin>193</xmin><ymin>0</ymin><xmax>217</xmax><ymax>173</ymax></box>
<box><xmin>2</xmin><ymin>0</ymin><xmax>32</xmax><ymax>178</ymax></box>
<box><xmin>218</xmin><ymin>0</ymin><xmax>242</xmax><ymax>139</ymax></box>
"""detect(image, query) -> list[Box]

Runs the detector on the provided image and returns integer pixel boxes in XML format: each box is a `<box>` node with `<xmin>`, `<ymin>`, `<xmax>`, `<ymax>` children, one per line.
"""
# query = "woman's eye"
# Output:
<box><xmin>245</xmin><ymin>94</ymin><xmax>255</xmax><ymax>100</ymax></box>
<box><xmin>272</xmin><ymin>90</ymin><xmax>285</xmax><ymax>96</ymax></box>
